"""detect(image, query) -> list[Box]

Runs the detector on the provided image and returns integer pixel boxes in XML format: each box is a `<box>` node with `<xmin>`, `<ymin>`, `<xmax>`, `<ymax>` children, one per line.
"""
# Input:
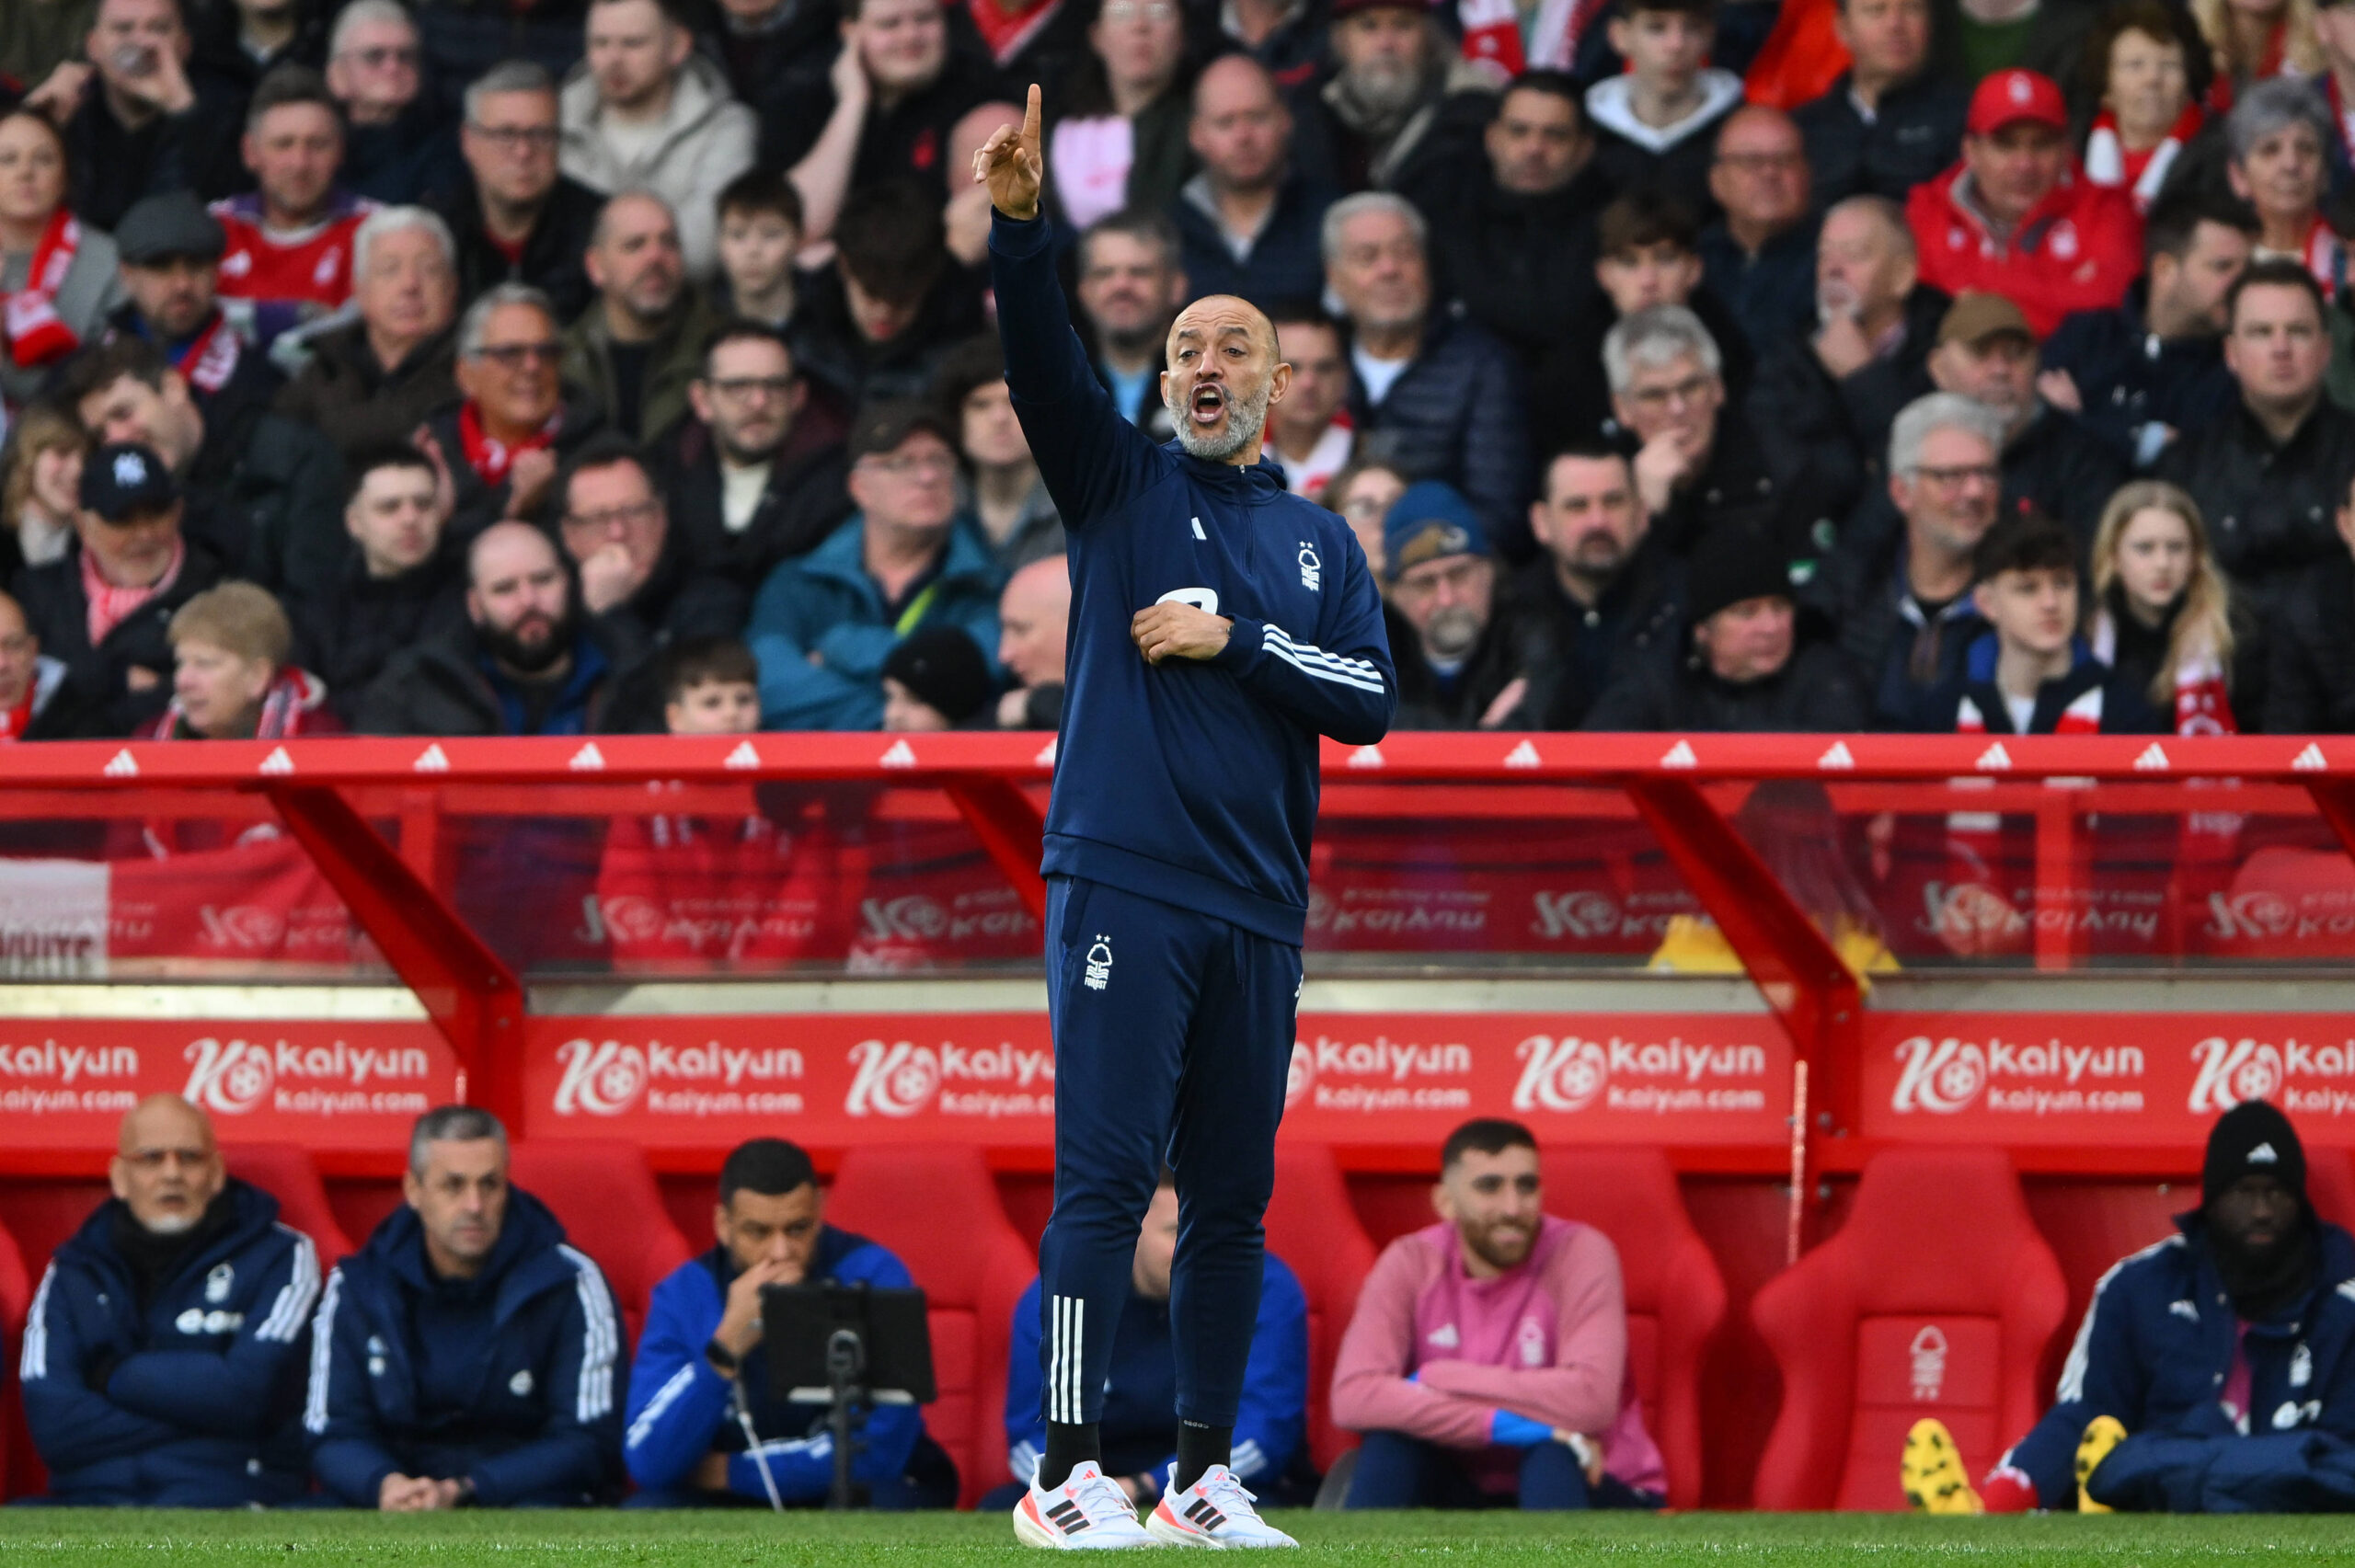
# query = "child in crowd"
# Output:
<box><xmin>2085</xmin><ymin>481</ymin><xmax>2243</xmax><ymax>735</ymax></box>
<box><xmin>1939</xmin><ymin>509</ymin><xmax>2163</xmax><ymax>734</ymax></box>
<box><xmin>1585</xmin><ymin>0</ymin><xmax>1747</xmax><ymax>214</ymax></box>
<box><xmin>713</xmin><ymin>170</ymin><xmax>808</xmax><ymax>332</ymax></box>
<box><xmin>661</xmin><ymin>634</ymin><xmax>763</xmax><ymax>737</ymax></box>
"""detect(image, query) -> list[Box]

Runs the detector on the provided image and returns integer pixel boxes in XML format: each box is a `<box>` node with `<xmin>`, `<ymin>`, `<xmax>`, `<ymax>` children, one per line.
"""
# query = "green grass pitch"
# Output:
<box><xmin>1</xmin><ymin>1511</ymin><xmax>2351</xmax><ymax>1565</ymax></box>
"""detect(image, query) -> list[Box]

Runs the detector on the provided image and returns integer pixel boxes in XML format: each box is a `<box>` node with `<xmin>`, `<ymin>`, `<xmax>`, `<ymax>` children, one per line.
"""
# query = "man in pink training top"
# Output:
<box><xmin>1331</xmin><ymin>1117</ymin><xmax>1666</xmax><ymax>1510</ymax></box>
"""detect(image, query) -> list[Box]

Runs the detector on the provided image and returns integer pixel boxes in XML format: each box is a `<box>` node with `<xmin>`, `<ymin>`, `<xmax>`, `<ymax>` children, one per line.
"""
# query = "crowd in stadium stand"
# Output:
<box><xmin>22</xmin><ymin>1095</ymin><xmax>2350</xmax><ymax>1511</ymax></box>
<box><xmin>6</xmin><ymin>0</ymin><xmax>2355</xmax><ymax>745</ymax></box>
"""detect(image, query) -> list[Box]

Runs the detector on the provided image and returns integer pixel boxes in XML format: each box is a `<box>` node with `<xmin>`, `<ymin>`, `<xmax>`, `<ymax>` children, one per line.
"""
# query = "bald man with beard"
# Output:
<box><xmin>981</xmin><ymin>85</ymin><xmax>1394</xmax><ymax>1550</ymax></box>
<box><xmin>20</xmin><ymin>1094</ymin><xmax>321</xmax><ymax>1505</ymax></box>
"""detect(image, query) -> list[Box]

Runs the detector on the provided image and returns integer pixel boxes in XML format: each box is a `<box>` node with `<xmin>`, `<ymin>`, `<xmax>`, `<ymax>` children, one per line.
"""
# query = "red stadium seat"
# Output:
<box><xmin>1751</xmin><ymin>1148</ymin><xmax>2067</xmax><ymax>1511</ymax></box>
<box><xmin>507</xmin><ymin>1141</ymin><xmax>694</xmax><ymax>1350</ymax></box>
<box><xmin>825</xmin><ymin>1143</ymin><xmax>1037</xmax><ymax>1508</ymax></box>
<box><xmin>1540</xmin><ymin>1147</ymin><xmax>1728</xmax><ymax>1510</ymax></box>
<box><xmin>224</xmin><ymin>1144</ymin><xmax>355</xmax><ymax>1266</ymax></box>
<box><xmin>2306</xmin><ymin>1148</ymin><xmax>2355</xmax><ymax>1232</ymax></box>
<box><xmin>1265</xmin><ymin>1142</ymin><xmax>1377</xmax><ymax>1473</ymax></box>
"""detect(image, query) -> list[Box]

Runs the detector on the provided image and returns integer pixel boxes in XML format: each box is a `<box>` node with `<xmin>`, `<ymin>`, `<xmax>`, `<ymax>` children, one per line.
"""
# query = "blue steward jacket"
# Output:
<box><xmin>989</xmin><ymin>208</ymin><xmax>1396</xmax><ymax>944</ymax></box>
<box><xmin>2002</xmin><ymin>1214</ymin><xmax>2355</xmax><ymax>1509</ymax></box>
<box><xmin>1004</xmin><ymin>1254</ymin><xmax>1308</xmax><ymax>1488</ymax></box>
<box><xmin>20</xmin><ymin>1179</ymin><xmax>320</xmax><ymax>1505</ymax></box>
<box><xmin>303</xmin><ymin>1189</ymin><xmax>626</xmax><ymax>1506</ymax></box>
<box><xmin>623</xmin><ymin>1230</ymin><xmax>929</xmax><ymax>1501</ymax></box>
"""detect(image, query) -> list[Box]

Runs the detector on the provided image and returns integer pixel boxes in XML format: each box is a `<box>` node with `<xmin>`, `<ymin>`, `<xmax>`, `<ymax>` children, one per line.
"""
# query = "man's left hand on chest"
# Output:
<box><xmin>1132</xmin><ymin>603</ymin><xmax>1233</xmax><ymax>664</ymax></box>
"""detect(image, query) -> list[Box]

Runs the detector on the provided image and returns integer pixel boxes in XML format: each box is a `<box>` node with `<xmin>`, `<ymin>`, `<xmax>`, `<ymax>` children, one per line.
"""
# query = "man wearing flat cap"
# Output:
<box><xmin>104</xmin><ymin>190</ymin><xmax>284</xmax><ymax>436</ymax></box>
<box><xmin>9</xmin><ymin>440</ymin><xmax>224</xmax><ymax>738</ymax></box>
<box><xmin>1912</xmin><ymin>1100</ymin><xmax>2355</xmax><ymax>1514</ymax></box>
<box><xmin>1382</xmin><ymin>480</ymin><xmax>1524</xmax><ymax>730</ymax></box>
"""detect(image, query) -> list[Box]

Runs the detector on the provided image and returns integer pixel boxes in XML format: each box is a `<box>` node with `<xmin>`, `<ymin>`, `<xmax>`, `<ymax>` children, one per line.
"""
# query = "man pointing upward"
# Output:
<box><xmin>977</xmin><ymin>85</ymin><xmax>1395</xmax><ymax>1551</ymax></box>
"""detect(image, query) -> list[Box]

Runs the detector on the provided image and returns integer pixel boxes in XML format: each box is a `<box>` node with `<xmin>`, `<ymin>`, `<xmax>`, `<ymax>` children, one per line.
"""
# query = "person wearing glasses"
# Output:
<box><xmin>560</xmin><ymin>190</ymin><xmax>725</xmax><ymax>444</ymax></box>
<box><xmin>427</xmin><ymin>59</ymin><xmax>603</xmax><ymax>323</ymax></box>
<box><xmin>416</xmin><ymin>282</ymin><xmax>607</xmax><ymax>540</ymax></box>
<box><xmin>1603</xmin><ymin>305</ymin><xmax>1828</xmax><ymax>576</ymax></box>
<box><xmin>745</xmin><ymin>399</ymin><xmax>1004</xmax><ymax>730</ymax></box>
<box><xmin>660</xmin><ymin>320</ymin><xmax>852</xmax><ymax>589</ymax></box>
<box><xmin>326</xmin><ymin>0</ymin><xmax>465</xmax><ymax>204</ymax></box>
<box><xmin>18</xmin><ymin>1094</ymin><xmax>321</xmax><ymax>1505</ymax></box>
<box><xmin>1800</xmin><ymin>392</ymin><xmax>2005</xmax><ymax>730</ymax></box>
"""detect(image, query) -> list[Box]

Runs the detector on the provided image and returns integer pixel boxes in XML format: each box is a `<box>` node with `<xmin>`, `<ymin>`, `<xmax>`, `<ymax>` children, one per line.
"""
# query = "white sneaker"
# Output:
<box><xmin>1147</xmin><ymin>1465</ymin><xmax>1297</xmax><ymax>1549</ymax></box>
<box><xmin>1013</xmin><ymin>1460</ymin><xmax>1155</xmax><ymax>1550</ymax></box>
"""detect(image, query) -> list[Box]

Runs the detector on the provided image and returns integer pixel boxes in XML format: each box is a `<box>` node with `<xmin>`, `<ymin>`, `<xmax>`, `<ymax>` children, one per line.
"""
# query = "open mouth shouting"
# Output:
<box><xmin>1189</xmin><ymin>383</ymin><xmax>1229</xmax><ymax>429</ymax></box>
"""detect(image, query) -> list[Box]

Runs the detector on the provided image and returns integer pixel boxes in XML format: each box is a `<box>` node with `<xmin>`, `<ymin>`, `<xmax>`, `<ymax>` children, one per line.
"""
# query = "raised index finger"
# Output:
<box><xmin>1021</xmin><ymin>82</ymin><xmax>1041</xmax><ymax>150</ymax></box>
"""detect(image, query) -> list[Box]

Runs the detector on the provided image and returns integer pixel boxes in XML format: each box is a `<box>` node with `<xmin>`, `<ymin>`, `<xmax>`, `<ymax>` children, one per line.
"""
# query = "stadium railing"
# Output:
<box><xmin>0</xmin><ymin>730</ymin><xmax>2349</xmax><ymax>1204</ymax></box>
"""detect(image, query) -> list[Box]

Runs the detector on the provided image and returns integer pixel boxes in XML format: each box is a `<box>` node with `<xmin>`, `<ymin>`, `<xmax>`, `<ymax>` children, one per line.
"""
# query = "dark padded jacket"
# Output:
<box><xmin>2157</xmin><ymin>398</ymin><xmax>2355</xmax><ymax>610</ymax></box>
<box><xmin>1792</xmin><ymin>70</ymin><xmax>1968</xmax><ymax>205</ymax></box>
<box><xmin>12</xmin><ymin>539</ymin><xmax>225</xmax><ymax>738</ymax></box>
<box><xmin>21</xmin><ymin>1181</ymin><xmax>319</xmax><ymax>1506</ymax></box>
<box><xmin>2265</xmin><ymin>552</ymin><xmax>2355</xmax><ymax>734</ymax></box>
<box><xmin>1582</xmin><ymin>637</ymin><xmax>1866</xmax><ymax>732</ymax></box>
<box><xmin>1347</xmin><ymin>309</ymin><xmax>1530</xmax><ymax>555</ymax></box>
<box><xmin>305</xmin><ymin>1190</ymin><xmax>625</xmax><ymax>1507</ymax></box>
<box><xmin>2042</xmin><ymin>287</ymin><xmax>2237</xmax><ymax>471</ymax></box>
<box><xmin>274</xmin><ymin>322</ymin><xmax>461</xmax><ymax>462</ymax></box>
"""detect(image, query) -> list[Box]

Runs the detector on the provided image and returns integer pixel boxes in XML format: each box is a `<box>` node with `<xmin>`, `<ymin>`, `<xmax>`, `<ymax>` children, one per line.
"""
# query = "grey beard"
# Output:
<box><xmin>143</xmin><ymin>1210</ymin><xmax>197</xmax><ymax>1235</ymax></box>
<box><xmin>1169</xmin><ymin>383</ymin><xmax>1272</xmax><ymax>462</ymax></box>
<box><xmin>1333</xmin><ymin>59</ymin><xmax>1427</xmax><ymax>132</ymax></box>
<box><xmin>1423</xmin><ymin>604</ymin><xmax>1484</xmax><ymax>660</ymax></box>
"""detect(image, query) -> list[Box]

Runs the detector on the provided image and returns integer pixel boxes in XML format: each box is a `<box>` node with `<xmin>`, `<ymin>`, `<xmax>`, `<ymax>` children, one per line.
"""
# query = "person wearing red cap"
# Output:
<box><xmin>1905</xmin><ymin>68</ymin><xmax>2144</xmax><ymax>336</ymax></box>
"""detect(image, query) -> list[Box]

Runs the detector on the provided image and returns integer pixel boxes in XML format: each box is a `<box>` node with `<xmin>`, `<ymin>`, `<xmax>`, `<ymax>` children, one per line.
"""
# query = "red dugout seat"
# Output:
<box><xmin>224</xmin><ymin>1144</ymin><xmax>355</xmax><ymax>1266</ymax></box>
<box><xmin>1752</xmin><ymin>1148</ymin><xmax>2067</xmax><ymax>1510</ymax></box>
<box><xmin>1541</xmin><ymin>1147</ymin><xmax>1727</xmax><ymax>1510</ymax></box>
<box><xmin>508</xmin><ymin>1141</ymin><xmax>694</xmax><ymax>1350</ymax></box>
<box><xmin>825</xmin><ymin>1144</ymin><xmax>1036</xmax><ymax>1508</ymax></box>
<box><xmin>1264</xmin><ymin>1142</ymin><xmax>1377</xmax><ymax>1472</ymax></box>
<box><xmin>0</xmin><ymin>1217</ymin><xmax>29</xmax><ymax>1501</ymax></box>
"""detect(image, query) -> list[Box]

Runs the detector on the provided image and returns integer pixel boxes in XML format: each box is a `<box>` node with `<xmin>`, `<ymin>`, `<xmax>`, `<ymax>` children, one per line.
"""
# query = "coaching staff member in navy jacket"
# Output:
<box><xmin>304</xmin><ymin>1107</ymin><xmax>625</xmax><ymax>1508</ymax></box>
<box><xmin>977</xmin><ymin>86</ymin><xmax>1394</xmax><ymax>1550</ymax></box>
<box><xmin>1986</xmin><ymin>1101</ymin><xmax>2355</xmax><ymax>1513</ymax></box>
<box><xmin>622</xmin><ymin>1138</ymin><xmax>957</xmax><ymax>1508</ymax></box>
<box><xmin>20</xmin><ymin>1094</ymin><xmax>321</xmax><ymax>1505</ymax></box>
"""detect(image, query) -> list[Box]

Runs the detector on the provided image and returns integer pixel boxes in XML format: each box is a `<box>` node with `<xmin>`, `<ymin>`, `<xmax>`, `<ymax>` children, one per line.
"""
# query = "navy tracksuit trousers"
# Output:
<box><xmin>1036</xmin><ymin>875</ymin><xmax>1302</xmax><ymax>1433</ymax></box>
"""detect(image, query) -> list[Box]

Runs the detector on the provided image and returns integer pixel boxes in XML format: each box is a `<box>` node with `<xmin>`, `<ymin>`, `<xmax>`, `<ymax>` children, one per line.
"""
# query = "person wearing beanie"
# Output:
<box><xmin>1580</xmin><ymin>525</ymin><xmax>1864</xmax><ymax>730</ymax></box>
<box><xmin>1907</xmin><ymin>1099</ymin><xmax>2355</xmax><ymax>1516</ymax></box>
<box><xmin>1381</xmin><ymin>482</ymin><xmax>1526</xmax><ymax>730</ymax></box>
<box><xmin>881</xmin><ymin>624</ymin><xmax>997</xmax><ymax>731</ymax></box>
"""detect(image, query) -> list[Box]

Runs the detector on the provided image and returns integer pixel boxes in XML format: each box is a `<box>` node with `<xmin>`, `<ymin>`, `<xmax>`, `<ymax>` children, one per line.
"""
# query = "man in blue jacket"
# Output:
<box><xmin>745</xmin><ymin>400</ymin><xmax>1005</xmax><ymax>729</ymax></box>
<box><xmin>996</xmin><ymin>1168</ymin><xmax>1309</xmax><ymax>1513</ymax></box>
<box><xmin>1910</xmin><ymin>1101</ymin><xmax>2355</xmax><ymax>1514</ymax></box>
<box><xmin>622</xmin><ymin>1138</ymin><xmax>958</xmax><ymax>1508</ymax></box>
<box><xmin>20</xmin><ymin>1094</ymin><xmax>320</xmax><ymax>1505</ymax></box>
<box><xmin>976</xmin><ymin>87</ymin><xmax>1395</xmax><ymax>1550</ymax></box>
<box><xmin>304</xmin><ymin>1106</ymin><xmax>625</xmax><ymax>1508</ymax></box>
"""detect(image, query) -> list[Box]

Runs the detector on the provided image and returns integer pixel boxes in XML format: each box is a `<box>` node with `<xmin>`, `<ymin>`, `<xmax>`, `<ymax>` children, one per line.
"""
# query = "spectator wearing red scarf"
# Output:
<box><xmin>145</xmin><ymin>581</ymin><xmax>339</xmax><ymax>742</ymax></box>
<box><xmin>0</xmin><ymin>109</ymin><xmax>124</xmax><ymax>413</ymax></box>
<box><xmin>0</xmin><ymin>590</ymin><xmax>70</xmax><ymax>742</ymax></box>
<box><xmin>415</xmin><ymin>281</ymin><xmax>605</xmax><ymax>542</ymax></box>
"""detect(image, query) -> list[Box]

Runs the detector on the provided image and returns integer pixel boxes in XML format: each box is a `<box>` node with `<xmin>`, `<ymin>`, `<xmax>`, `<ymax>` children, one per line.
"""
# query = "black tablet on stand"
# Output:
<box><xmin>763</xmin><ymin>1281</ymin><xmax>936</xmax><ymax>1510</ymax></box>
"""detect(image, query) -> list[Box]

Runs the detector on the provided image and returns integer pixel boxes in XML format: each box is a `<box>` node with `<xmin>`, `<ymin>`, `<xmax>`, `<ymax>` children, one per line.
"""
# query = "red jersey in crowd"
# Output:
<box><xmin>1906</xmin><ymin>164</ymin><xmax>2143</xmax><ymax>338</ymax></box>
<box><xmin>208</xmin><ymin>190</ymin><xmax>378</xmax><ymax>341</ymax></box>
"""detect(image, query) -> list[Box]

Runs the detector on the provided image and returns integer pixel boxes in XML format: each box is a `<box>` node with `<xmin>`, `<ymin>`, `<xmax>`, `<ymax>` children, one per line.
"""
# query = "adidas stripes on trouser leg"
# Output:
<box><xmin>1035</xmin><ymin>875</ymin><xmax>1301</xmax><ymax>1434</ymax></box>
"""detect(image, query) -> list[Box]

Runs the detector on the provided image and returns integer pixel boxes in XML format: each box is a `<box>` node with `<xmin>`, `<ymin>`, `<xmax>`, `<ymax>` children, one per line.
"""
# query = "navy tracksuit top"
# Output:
<box><xmin>990</xmin><ymin>210</ymin><xmax>1396</xmax><ymax>944</ymax></box>
<box><xmin>20</xmin><ymin>1179</ymin><xmax>320</xmax><ymax>1505</ymax></box>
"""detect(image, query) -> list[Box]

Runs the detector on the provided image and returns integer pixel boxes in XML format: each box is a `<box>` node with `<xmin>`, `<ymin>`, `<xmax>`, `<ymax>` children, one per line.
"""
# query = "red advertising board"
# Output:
<box><xmin>0</xmin><ymin>1019</ymin><xmax>457</xmax><ymax>1148</ymax></box>
<box><xmin>1859</xmin><ymin>1013</ymin><xmax>2355</xmax><ymax>1143</ymax></box>
<box><xmin>522</xmin><ymin>1012</ymin><xmax>1794</xmax><ymax>1152</ymax></box>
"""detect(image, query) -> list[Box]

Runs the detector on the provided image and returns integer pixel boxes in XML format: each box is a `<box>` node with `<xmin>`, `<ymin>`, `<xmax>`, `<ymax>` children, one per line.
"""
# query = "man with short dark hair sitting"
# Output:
<box><xmin>20</xmin><ymin>1094</ymin><xmax>320</xmax><ymax>1505</ymax></box>
<box><xmin>1333</xmin><ymin>1118</ymin><xmax>1666</xmax><ymax>1511</ymax></box>
<box><xmin>304</xmin><ymin>1106</ymin><xmax>626</xmax><ymax>1509</ymax></box>
<box><xmin>622</xmin><ymin>1138</ymin><xmax>959</xmax><ymax>1508</ymax></box>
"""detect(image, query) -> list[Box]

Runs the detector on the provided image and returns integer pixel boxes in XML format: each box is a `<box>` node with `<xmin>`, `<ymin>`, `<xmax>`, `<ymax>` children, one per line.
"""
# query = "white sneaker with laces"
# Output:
<box><xmin>1147</xmin><ymin>1464</ymin><xmax>1297</xmax><ymax>1549</ymax></box>
<box><xmin>1013</xmin><ymin>1459</ymin><xmax>1155</xmax><ymax>1550</ymax></box>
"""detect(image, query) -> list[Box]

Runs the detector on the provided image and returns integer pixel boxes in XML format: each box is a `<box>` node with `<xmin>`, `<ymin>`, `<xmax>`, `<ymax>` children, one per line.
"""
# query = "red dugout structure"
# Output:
<box><xmin>2</xmin><ymin>730</ymin><xmax>2353</xmax><ymax>1505</ymax></box>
